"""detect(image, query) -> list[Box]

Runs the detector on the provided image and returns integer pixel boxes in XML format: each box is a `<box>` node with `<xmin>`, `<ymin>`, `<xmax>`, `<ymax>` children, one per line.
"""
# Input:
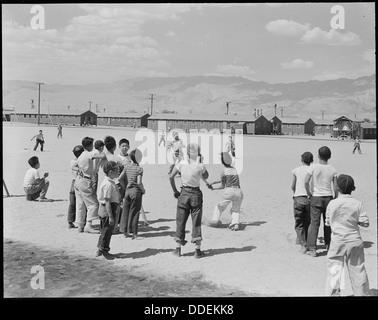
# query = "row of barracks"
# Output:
<box><xmin>3</xmin><ymin>109</ymin><xmax>376</xmax><ymax>139</ymax></box>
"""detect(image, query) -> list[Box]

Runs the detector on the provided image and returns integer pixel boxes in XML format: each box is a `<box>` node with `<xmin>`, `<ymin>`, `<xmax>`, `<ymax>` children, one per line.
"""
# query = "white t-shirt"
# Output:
<box><xmin>307</xmin><ymin>163</ymin><xmax>337</xmax><ymax>197</ymax></box>
<box><xmin>292</xmin><ymin>165</ymin><xmax>313</xmax><ymax>197</ymax></box>
<box><xmin>326</xmin><ymin>195</ymin><xmax>369</xmax><ymax>243</ymax></box>
<box><xmin>77</xmin><ymin>150</ymin><xmax>97</xmax><ymax>178</ymax></box>
<box><xmin>98</xmin><ymin>176</ymin><xmax>121</xmax><ymax>205</ymax></box>
<box><xmin>117</xmin><ymin>153</ymin><xmax>132</xmax><ymax>166</ymax></box>
<box><xmin>176</xmin><ymin>160</ymin><xmax>206</xmax><ymax>188</ymax></box>
<box><xmin>23</xmin><ymin>168</ymin><xmax>41</xmax><ymax>187</ymax></box>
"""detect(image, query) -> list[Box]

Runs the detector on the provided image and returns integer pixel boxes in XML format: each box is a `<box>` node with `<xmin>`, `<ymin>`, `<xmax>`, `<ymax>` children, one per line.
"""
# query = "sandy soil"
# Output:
<box><xmin>3</xmin><ymin>123</ymin><xmax>377</xmax><ymax>297</ymax></box>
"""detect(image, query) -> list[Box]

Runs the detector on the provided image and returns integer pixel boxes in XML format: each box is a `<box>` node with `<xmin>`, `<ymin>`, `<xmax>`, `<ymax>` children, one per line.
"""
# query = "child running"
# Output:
<box><xmin>305</xmin><ymin>146</ymin><xmax>338</xmax><ymax>257</ymax></box>
<box><xmin>352</xmin><ymin>135</ymin><xmax>362</xmax><ymax>154</ymax></box>
<box><xmin>67</xmin><ymin>145</ymin><xmax>84</xmax><ymax>229</ymax></box>
<box><xmin>169</xmin><ymin>143</ymin><xmax>209</xmax><ymax>258</ymax></box>
<box><xmin>207</xmin><ymin>152</ymin><xmax>243</xmax><ymax>231</ymax></box>
<box><xmin>325</xmin><ymin>174</ymin><xmax>370</xmax><ymax>296</ymax></box>
<box><xmin>31</xmin><ymin>130</ymin><xmax>45</xmax><ymax>151</ymax></box>
<box><xmin>23</xmin><ymin>156</ymin><xmax>52</xmax><ymax>202</ymax></box>
<box><xmin>96</xmin><ymin>161</ymin><xmax>121</xmax><ymax>259</ymax></box>
<box><xmin>291</xmin><ymin>151</ymin><xmax>313</xmax><ymax>253</ymax></box>
<box><xmin>119</xmin><ymin>149</ymin><xmax>145</xmax><ymax>239</ymax></box>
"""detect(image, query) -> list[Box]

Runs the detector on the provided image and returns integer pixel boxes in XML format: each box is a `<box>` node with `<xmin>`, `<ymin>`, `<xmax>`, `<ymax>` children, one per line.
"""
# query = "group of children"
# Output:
<box><xmin>22</xmin><ymin>128</ymin><xmax>371</xmax><ymax>296</ymax></box>
<box><xmin>291</xmin><ymin>145</ymin><xmax>370</xmax><ymax>296</ymax></box>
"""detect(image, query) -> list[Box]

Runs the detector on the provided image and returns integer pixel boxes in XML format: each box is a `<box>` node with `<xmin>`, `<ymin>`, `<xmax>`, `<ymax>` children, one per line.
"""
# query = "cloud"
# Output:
<box><xmin>300</xmin><ymin>28</ymin><xmax>362</xmax><ymax>46</ymax></box>
<box><xmin>213</xmin><ymin>64</ymin><xmax>256</xmax><ymax>79</ymax></box>
<box><xmin>362</xmin><ymin>49</ymin><xmax>375</xmax><ymax>64</ymax></box>
<box><xmin>2</xmin><ymin>4</ymin><xmax>195</xmax><ymax>84</ymax></box>
<box><xmin>281</xmin><ymin>59</ymin><xmax>314</xmax><ymax>69</ymax></box>
<box><xmin>165</xmin><ymin>31</ymin><xmax>176</xmax><ymax>37</ymax></box>
<box><xmin>265</xmin><ymin>19</ymin><xmax>310</xmax><ymax>37</ymax></box>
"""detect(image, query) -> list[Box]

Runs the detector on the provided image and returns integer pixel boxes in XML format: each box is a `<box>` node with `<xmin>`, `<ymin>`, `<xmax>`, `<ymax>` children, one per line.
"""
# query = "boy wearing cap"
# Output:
<box><xmin>67</xmin><ymin>145</ymin><xmax>84</xmax><ymax>229</ymax></box>
<box><xmin>290</xmin><ymin>151</ymin><xmax>314</xmax><ymax>253</ymax></box>
<box><xmin>168</xmin><ymin>132</ymin><xmax>185</xmax><ymax>175</ymax></box>
<box><xmin>325</xmin><ymin>174</ymin><xmax>370</xmax><ymax>296</ymax></box>
<box><xmin>169</xmin><ymin>143</ymin><xmax>209</xmax><ymax>258</ymax></box>
<box><xmin>75</xmin><ymin>137</ymin><xmax>107</xmax><ymax>234</ymax></box>
<box><xmin>305</xmin><ymin>146</ymin><xmax>338</xmax><ymax>257</ymax></box>
<box><xmin>96</xmin><ymin>161</ymin><xmax>121</xmax><ymax>258</ymax></box>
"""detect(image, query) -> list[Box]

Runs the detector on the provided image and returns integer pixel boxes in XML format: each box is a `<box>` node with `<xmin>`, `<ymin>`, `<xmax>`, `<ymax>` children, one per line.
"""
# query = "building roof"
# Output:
<box><xmin>97</xmin><ymin>112</ymin><xmax>150</xmax><ymax>119</ymax></box>
<box><xmin>311</xmin><ymin>118</ymin><xmax>334</xmax><ymax>125</ymax></box>
<box><xmin>147</xmin><ymin>113</ymin><xmax>264</xmax><ymax>122</ymax></box>
<box><xmin>279</xmin><ymin>117</ymin><xmax>312</xmax><ymax>124</ymax></box>
<box><xmin>11</xmin><ymin>109</ymin><xmax>97</xmax><ymax>116</ymax></box>
<box><xmin>360</xmin><ymin>122</ymin><xmax>376</xmax><ymax>129</ymax></box>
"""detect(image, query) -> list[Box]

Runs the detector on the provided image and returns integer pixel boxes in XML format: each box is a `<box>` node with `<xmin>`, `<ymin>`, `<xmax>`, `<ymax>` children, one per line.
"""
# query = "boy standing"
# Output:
<box><xmin>67</xmin><ymin>145</ymin><xmax>84</xmax><ymax>229</ymax></box>
<box><xmin>305</xmin><ymin>146</ymin><xmax>338</xmax><ymax>257</ymax></box>
<box><xmin>325</xmin><ymin>174</ymin><xmax>370</xmax><ymax>296</ymax></box>
<box><xmin>208</xmin><ymin>152</ymin><xmax>243</xmax><ymax>231</ymax></box>
<box><xmin>75</xmin><ymin>137</ymin><xmax>106</xmax><ymax>234</ymax></box>
<box><xmin>353</xmin><ymin>136</ymin><xmax>362</xmax><ymax>154</ymax></box>
<box><xmin>225</xmin><ymin>136</ymin><xmax>235</xmax><ymax>157</ymax></box>
<box><xmin>31</xmin><ymin>130</ymin><xmax>45</xmax><ymax>151</ymax></box>
<box><xmin>57</xmin><ymin>124</ymin><xmax>63</xmax><ymax>138</ymax></box>
<box><xmin>96</xmin><ymin>161</ymin><xmax>121</xmax><ymax>258</ymax></box>
<box><xmin>23</xmin><ymin>156</ymin><xmax>52</xmax><ymax>202</ymax></box>
<box><xmin>291</xmin><ymin>152</ymin><xmax>313</xmax><ymax>253</ymax></box>
<box><xmin>117</xmin><ymin>138</ymin><xmax>132</xmax><ymax>166</ymax></box>
<box><xmin>168</xmin><ymin>132</ymin><xmax>185</xmax><ymax>174</ymax></box>
<box><xmin>169</xmin><ymin>143</ymin><xmax>209</xmax><ymax>258</ymax></box>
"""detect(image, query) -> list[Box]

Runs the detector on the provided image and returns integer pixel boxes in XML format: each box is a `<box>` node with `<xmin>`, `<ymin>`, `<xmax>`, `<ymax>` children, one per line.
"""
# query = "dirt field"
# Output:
<box><xmin>3</xmin><ymin>122</ymin><xmax>377</xmax><ymax>297</ymax></box>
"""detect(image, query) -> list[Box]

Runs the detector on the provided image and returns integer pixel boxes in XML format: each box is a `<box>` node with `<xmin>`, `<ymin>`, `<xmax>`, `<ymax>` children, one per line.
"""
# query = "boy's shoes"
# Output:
<box><xmin>132</xmin><ymin>234</ymin><xmax>137</xmax><ymax>240</ymax></box>
<box><xmin>306</xmin><ymin>250</ymin><xmax>317</xmax><ymax>257</ymax></box>
<box><xmin>96</xmin><ymin>250</ymin><xmax>114</xmax><ymax>260</ymax></box>
<box><xmin>68</xmin><ymin>222</ymin><xmax>77</xmax><ymax>229</ymax></box>
<box><xmin>124</xmin><ymin>233</ymin><xmax>132</xmax><ymax>238</ymax></box>
<box><xmin>39</xmin><ymin>198</ymin><xmax>53</xmax><ymax>202</ymax></box>
<box><xmin>194</xmin><ymin>249</ymin><xmax>205</xmax><ymax>259</ymax></box>
<box><xmin>113</xmin><ymin>227</ymin><xmax>119</xmax><ymax>234</ymax></box>
<box><xmin>84</xmin><ymin>226</ymin><xmax>100</xmax><ymax>234</ymax></box>
<box><xmin>325</xmin><ymin>244</ymin><xmax>330</xmax><ymax>253</ymax></box>
<box><xmin>95</xmin><ymin>250</ymin><xmax>103</xmax><ymax>257</ymax></box>
<box><xmin>299</xmin><ymin>245</ymin><xmax>307</xmax><ymax>254</ymax></box>
<box><xmin>209</xmin><ymin>220</ymin><xmax>222</xmax><ymax>228</ymax></box>
<box><xmin>230</xmin><ymin>224</ymin><xmax>240</xmax><ymax>231</ymax></box>
<box><xmin>172</xmin><ymin>248</ymin><xmax>181</xmax><ymax>257</ymax></box>
<box><xmin>78</xmin><ymin>227</ymin><xmax>84</xmax><ymax>233</ymax></box>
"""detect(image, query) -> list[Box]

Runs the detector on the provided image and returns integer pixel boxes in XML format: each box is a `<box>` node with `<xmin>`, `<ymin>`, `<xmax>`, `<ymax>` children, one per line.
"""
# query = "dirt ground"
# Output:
<box><xmin>3</xmin><ymin>123</ymin><xmax>377</xmax><ymax>298</ymax></box>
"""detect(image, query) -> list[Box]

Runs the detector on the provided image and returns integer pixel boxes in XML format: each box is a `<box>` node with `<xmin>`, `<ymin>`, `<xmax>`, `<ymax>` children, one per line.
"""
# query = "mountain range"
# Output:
<box><xmin>2</xmin><ymin>74</ymin><xmax>376</xmax><ymax>121</ymax></box>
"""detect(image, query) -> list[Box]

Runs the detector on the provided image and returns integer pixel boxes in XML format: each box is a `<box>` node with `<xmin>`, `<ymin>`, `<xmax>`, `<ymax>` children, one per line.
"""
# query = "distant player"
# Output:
<box><xmin>352</xmin><ymin>135</ymin><xmax>362</xmax><ymax>154</ymax></box>
<box><xmin>158</xmin><ymin>130</ymin><xmax>166</xmax><ymax>147</ymax></box>
<box><xmin>57</xmin><ymin>124</ymin><xmax>63</xmax><ymax>138</ymax></box>
<box><xmin>31</xmin><ymin>130</ymin><xmax>45</xmax><ymax>151</ymax></box>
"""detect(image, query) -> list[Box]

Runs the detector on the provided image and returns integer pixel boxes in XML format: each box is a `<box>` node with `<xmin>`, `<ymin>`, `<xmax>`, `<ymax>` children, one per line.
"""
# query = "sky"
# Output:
<box><xmin>2</xmin><ymin>3</ymin><xmax>375</xmax><ymax>85</ymax></box>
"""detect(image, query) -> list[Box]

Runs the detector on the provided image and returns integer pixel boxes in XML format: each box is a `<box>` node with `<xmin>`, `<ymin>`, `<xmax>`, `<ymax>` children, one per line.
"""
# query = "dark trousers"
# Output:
<box><xmin>353</xmin><ymin>145</ymin><xmax>361</xmax><ymax>154</ymax></box>
<box><xmin>97</xmin><ymin>202</ymin><xmax>118</xmax><ymax>252</ymax></box>
<box><xmin>67</xmin><ymin>180</ymin><xmax>76</xmax><ymax>223</ymax></box>
<box><xmin>175</xmin><ymin>187</ymin><xmax>203</xmax><ymax>245</ymax></box>
<box><xmin>120</xmin><ymin>187</ymin><xmax>142</xmax><ymax>235</ymax></box>
<box><xmin>307</xmin><ymin>196</ymin><xmax>333</xmax><ymax>251</ymax></box>
<box><xmin>293</xmin><ymin>196</ymin><xmax>310</xmax><ymax>245</ymax></box>
<box><xmin>33</xmin><ymin>139</ymin><xmax>44</xmax><ymax>151</ymax></box>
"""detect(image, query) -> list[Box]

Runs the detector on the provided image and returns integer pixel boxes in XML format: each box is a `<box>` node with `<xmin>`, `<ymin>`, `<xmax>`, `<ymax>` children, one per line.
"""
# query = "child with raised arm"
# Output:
<box><xmin>96</xmin><ymin>161</ymin><xmax>121</xmax><ymax>258</ymax></box>
<box><xmin>325</xmin><ymin>174</ymin><xmax>370</xmax><ymax>296</ymax></box>
<box><xmin>305</xmin><ymin>146</ymin><xmax>338</xmax><ymax>257</ymax></box>
<box><xmin>169</xmin><ymin>143</ymin><xmax>209</xmax><ymax>258</ymax></box>
<box><xmin>208</xmin><ymin>152</ymin><xmax>243</xmax><ymax>231</ymax></box>
<box><xmin>31</xmin><ymin>130</ymin><xmax>45</xmax><ymax>151</ymax></box>
<box><xmin>23</xmin><ymin>156</ymin><xmax>52</xmax><ymax>202</ymax></box>
<box><xmin>291</xmin><ymin>151</ymin><xmax>313</xmax><ymax>253</ymax></box>
<box><xmin>67</xmin><ymin>145</ymin><xmax>84</xmax><ymax>229</ymax></box>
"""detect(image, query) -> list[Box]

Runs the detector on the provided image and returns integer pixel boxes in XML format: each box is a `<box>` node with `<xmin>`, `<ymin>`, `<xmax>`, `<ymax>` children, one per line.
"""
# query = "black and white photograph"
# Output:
<box><xmin>2</xmin><ymin>2</ymin><xmax>376</xmax><ymax>304</ymax></box>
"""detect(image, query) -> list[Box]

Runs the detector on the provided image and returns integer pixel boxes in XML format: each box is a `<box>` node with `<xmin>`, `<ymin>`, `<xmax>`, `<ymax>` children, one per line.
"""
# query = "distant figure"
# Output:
<box><xmin>133</xmin><ymin>121</ymin><xmax>136</xmax><ymax>129</ymax></box>
<box><xmin>57</xmin><ymin>124</ymin><xmax>63</xmax><ymax>138</ymax></box>
<box><xmin>168</xmin><ymin>132</ymin><xmax>185</xmax><ymax>175</ymax></box>
<box><xmin>353</xmin><ymin>136</ymin><xmax>362</xmax><ymax>154</ymax></box>
<box><xmin>158</xmin><ymin>130</ymin><xmax>166</xmax><ymax>147</ymax></box>
<box><xmin>224</xmin><ymin>136</ymin><xmax>235</xmax><ymax>157</ymax></box>
<box><xmin>31</xmin><ymin>130</ymin><xmax>45</xmax><ymax>151</ymax></box>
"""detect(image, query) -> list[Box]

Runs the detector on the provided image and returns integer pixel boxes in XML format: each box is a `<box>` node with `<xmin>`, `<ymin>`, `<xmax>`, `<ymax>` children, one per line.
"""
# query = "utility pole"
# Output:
<box><xmin>149</xmin><ymin>94</ymin><xmax>155</xmax><ymax>115</ymax></box>
<box><xmin>274</xmin><ymin>103</ymin><xmax>277</xmax><ymax>117</ymax></box>
<box><xmin>226</xmin><ymin>101</ymin><xmax>231</xmax><ymax>115</ymax></box>
<box><xmin>36</xmin><ymin>82</ymin><xmax>44</xmax><ymax>126</ymax></box>
<box><xmin>89</xmin><ymin>101</ymin><xmax>93</xmax><ymax>111</ymax></box>
<box><xmin>321</xmin><ymin>110</ymin><xmax>325</xmax><ymax>120</ymax></box>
